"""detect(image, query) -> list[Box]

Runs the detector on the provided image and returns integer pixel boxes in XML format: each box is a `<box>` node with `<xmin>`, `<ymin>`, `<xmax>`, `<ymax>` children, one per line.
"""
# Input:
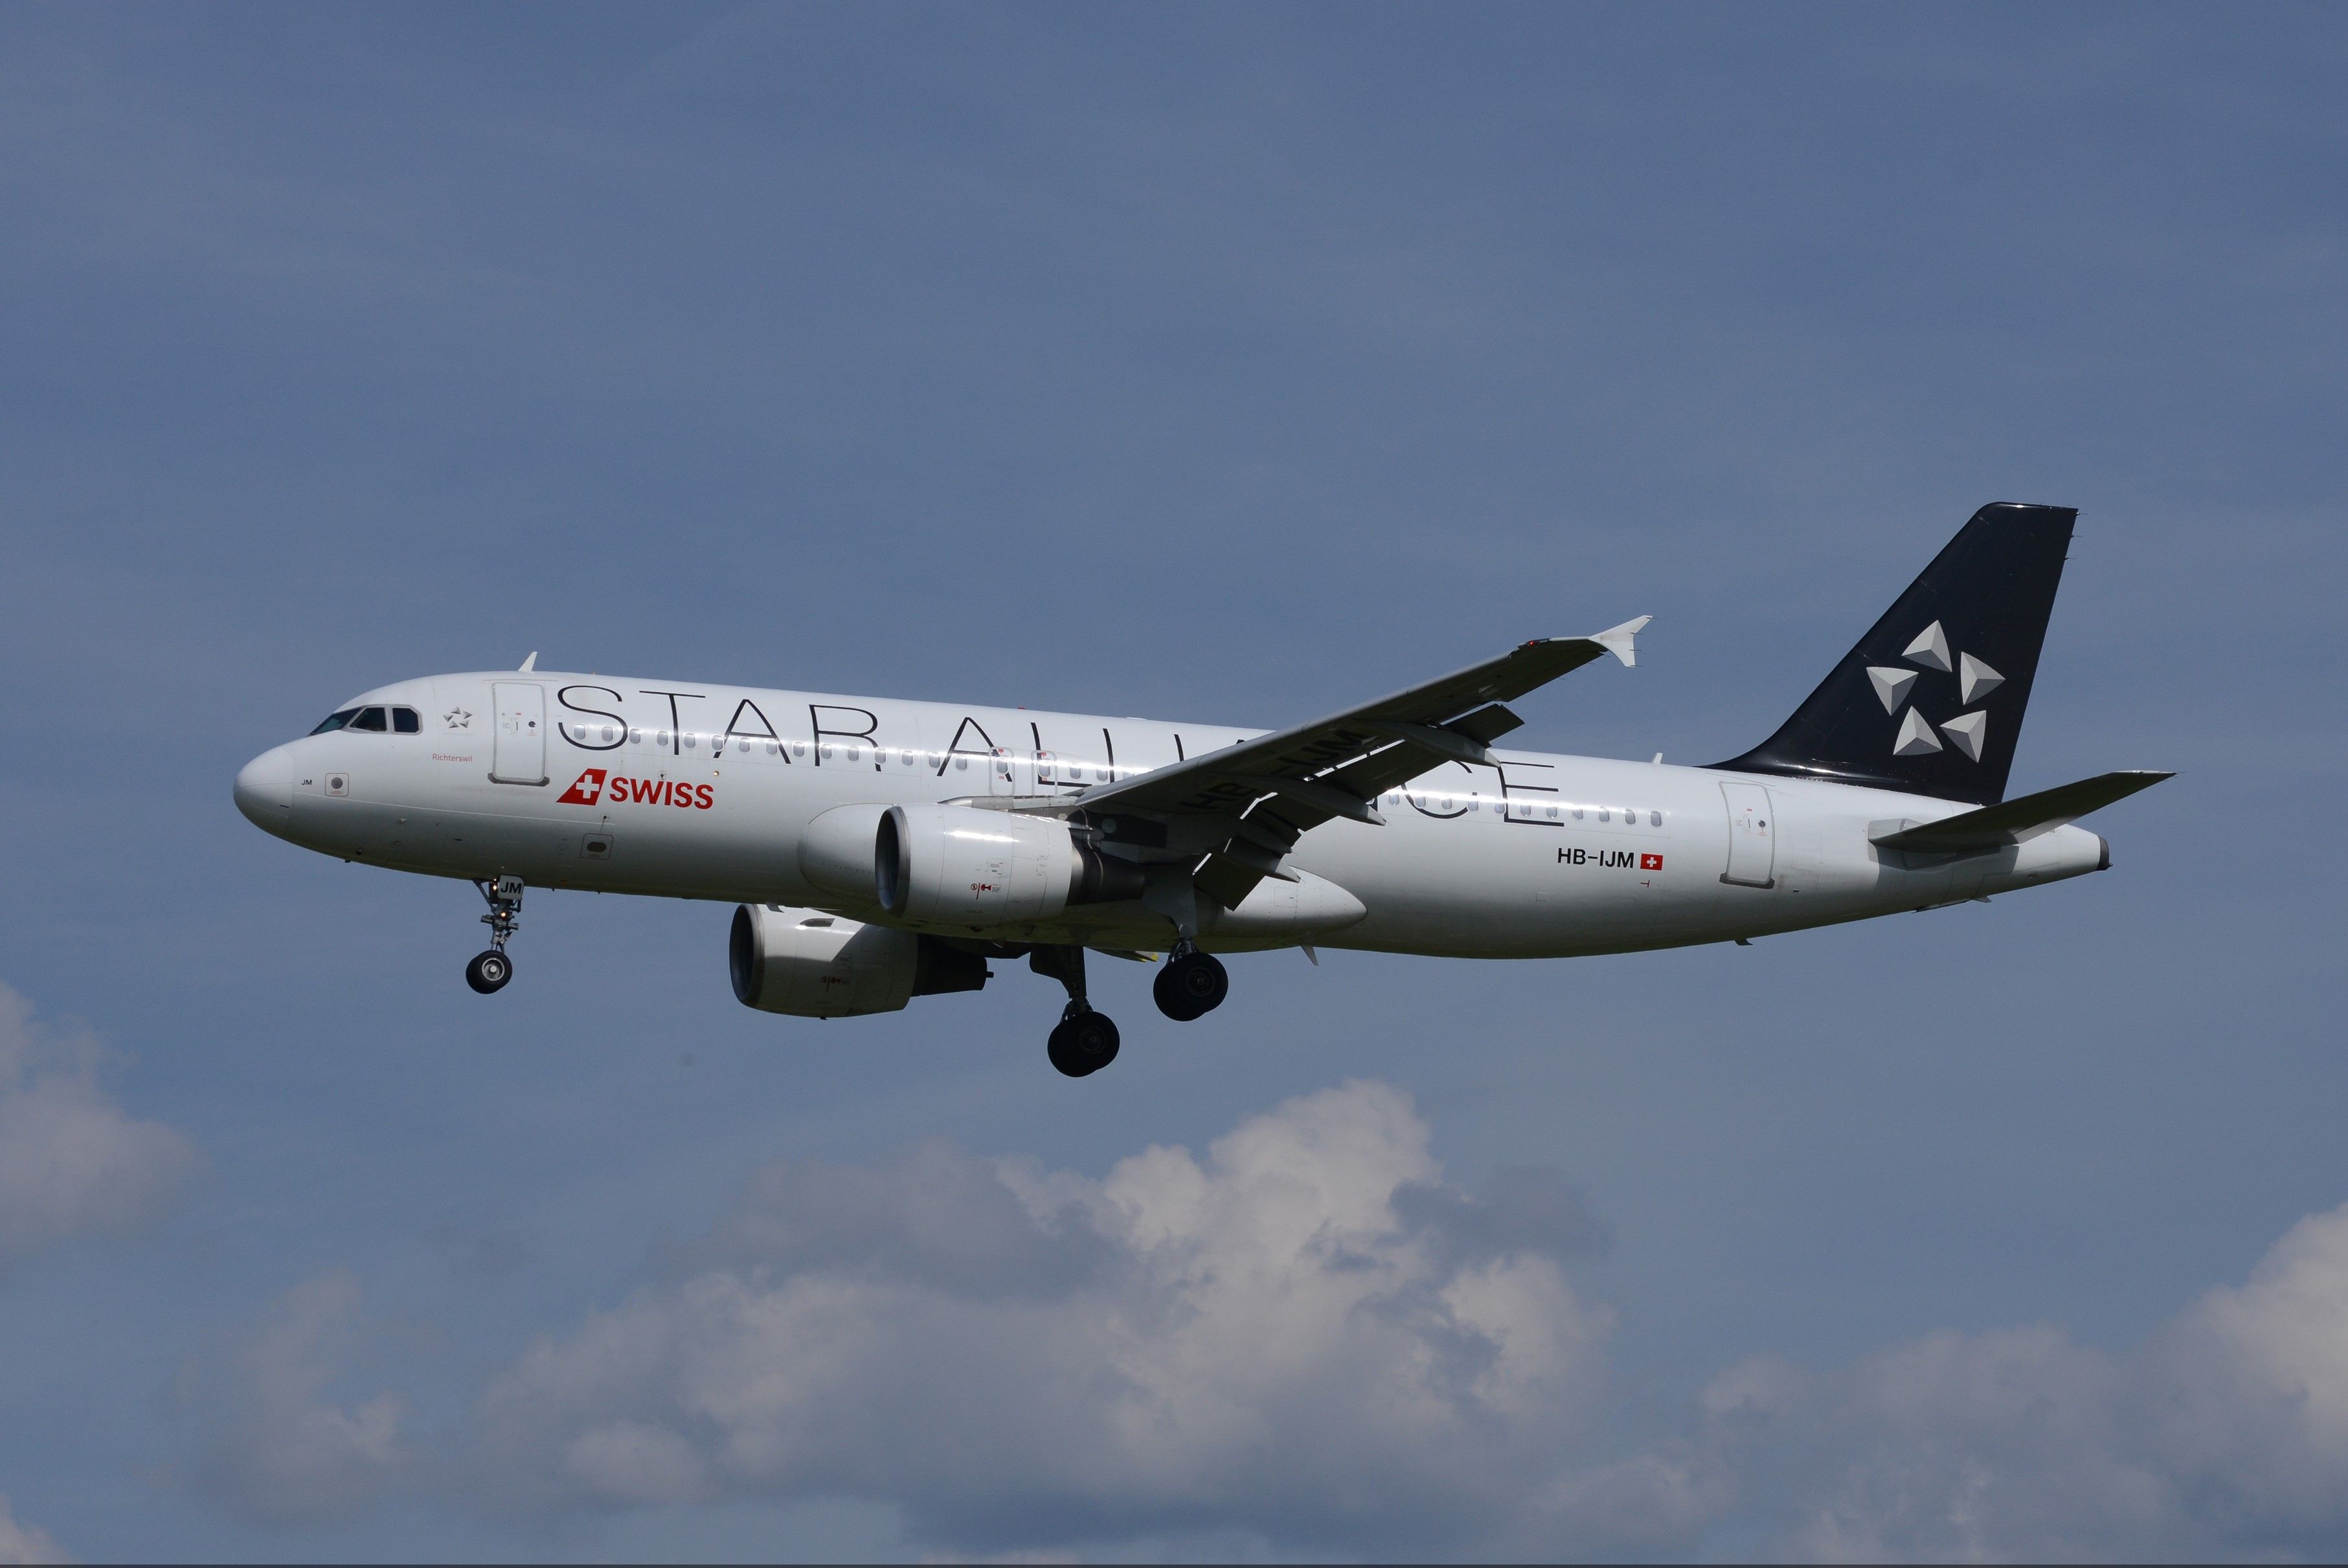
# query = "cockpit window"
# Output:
<box><xmin>310</xmin><ymin>708</ymin><xmax>360</xmax><ymax>735</ymax></box>
<box><xmin>346</xmin><ymin>706</ymin><xmax>389</xmax><ymax>732</ymax></box>
<box><xmin>392</xmin><ymin>707</ymin><xmax>420</xmax><ymax>734</ymax></box>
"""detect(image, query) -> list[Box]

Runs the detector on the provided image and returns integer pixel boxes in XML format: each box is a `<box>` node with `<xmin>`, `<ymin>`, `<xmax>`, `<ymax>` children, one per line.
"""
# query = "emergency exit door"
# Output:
<box><xmin>491</xmin><ymin>682</ymin><xmax>548</xmax><ymax>785</ymax></box>
<box><xmin>987</xmin><ymin>745</ymin><xmax>1035</xmax><ymax>797</ymax></box>
<box><xmin>1719</xmin><ymin>781</ymin><xmax>1776</xmax><ymax>888</ymax></box>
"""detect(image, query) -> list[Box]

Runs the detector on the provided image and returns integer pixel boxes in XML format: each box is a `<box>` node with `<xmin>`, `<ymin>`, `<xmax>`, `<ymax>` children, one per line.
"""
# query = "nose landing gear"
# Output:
<box><xmin>1032</xmin><ymin>946</ymin><xmax>1120</xmax><ymax>1077</ymax></box>
<box><xmin>465</xmin><ymin>949</ymin><xmax>513</xmax><ymax>993</ymax></box>
<box><xmin>466</xmin><ymin>876</ymin><xmax>523</xmax><ymax>994</ymax></box>
<box><xmin>1153</xmin><ymin>945</ymin><xmax>1228</xmax><ymax>1022</ymax></box>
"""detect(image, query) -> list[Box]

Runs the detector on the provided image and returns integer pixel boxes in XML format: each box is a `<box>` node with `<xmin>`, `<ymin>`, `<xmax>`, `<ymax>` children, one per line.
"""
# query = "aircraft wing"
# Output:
<box><xmin>1048</xmin><ymin>619</ymin><xmax>1648</xmax><ymax>908</ymax></box>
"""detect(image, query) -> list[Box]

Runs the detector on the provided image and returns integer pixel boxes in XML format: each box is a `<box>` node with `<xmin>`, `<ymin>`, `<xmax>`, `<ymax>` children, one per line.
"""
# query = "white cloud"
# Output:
<box><xmin>475</xmin><ymin>1081</ymin><xmax>1619</xmax><ymax>1554</ymax></box>
<box><xmin>182</xmin><ymin>1271</ymin><xmax>407</xmax><ymax>1522</ymax></box>
<box><xmin>2156</xmin><ymin>1203</ymin><xmax>2348</xmax><ymax>1515</ymax></box>
<box><xmin>370</xmin><ymin>1078</ymin><xmax>2348</xmax><ymax>1558</ymax></box>
<box><xmin>0</xmin><ymin>1496</ymin><xmax>68</xmax><ymax>1565</ymax></box>
<box><xmin>0</xmin><ymin>983</ymin><xmax>202</xmax><ymax>1263</ymax></box>
<box><xmin>1700</xmin><ymin>1201</ymin><xmax>2348</xmax><ymax>1562</ymax></box>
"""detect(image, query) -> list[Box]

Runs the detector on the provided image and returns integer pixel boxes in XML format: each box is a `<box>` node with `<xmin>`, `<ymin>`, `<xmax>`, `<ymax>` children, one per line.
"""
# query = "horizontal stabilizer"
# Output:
<box><xmin>1870</xmin><ymin>770</ymin><xmax>2173</xmax><ymax>854</ymax></box>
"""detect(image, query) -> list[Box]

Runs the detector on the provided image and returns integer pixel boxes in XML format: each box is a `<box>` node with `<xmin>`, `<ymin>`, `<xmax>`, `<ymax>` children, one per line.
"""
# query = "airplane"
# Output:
<box><xmin>234</xmin><ymin>503</ymin><xmax>2167</xmax><ymax>1077</ymax></box>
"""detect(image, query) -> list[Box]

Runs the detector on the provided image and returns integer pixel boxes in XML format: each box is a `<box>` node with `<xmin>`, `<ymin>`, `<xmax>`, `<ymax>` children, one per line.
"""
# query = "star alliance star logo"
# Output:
<box><xmin>444</xmin><ymin>708</ymin><xmax>473</xmax><ymax>730</ymax></box>
<box><xmin>1866</xmin><ymin>620</ymin><xmax>2001</xmax><ymax>762</ymax></box>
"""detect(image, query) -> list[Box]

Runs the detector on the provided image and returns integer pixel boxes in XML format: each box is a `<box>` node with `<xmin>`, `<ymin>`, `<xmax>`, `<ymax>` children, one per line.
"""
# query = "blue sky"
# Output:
<box><xmin>0</xmin><ymin>3</ymin><xmax>2342</xmax><ymax>1560</ymax></box>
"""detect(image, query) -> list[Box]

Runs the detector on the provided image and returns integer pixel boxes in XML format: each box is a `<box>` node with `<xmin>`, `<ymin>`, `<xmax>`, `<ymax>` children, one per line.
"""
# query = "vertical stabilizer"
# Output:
<box><xmin>1711</xmin><ymin>503</ymin><xmax>2075</xmax><ymax>805</ymax></box>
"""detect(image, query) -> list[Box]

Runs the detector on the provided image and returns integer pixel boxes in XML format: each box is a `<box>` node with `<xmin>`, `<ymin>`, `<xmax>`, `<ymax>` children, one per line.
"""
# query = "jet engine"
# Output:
<box><xmin>729</xmin><ymin>902</ymin><xmax>988</xmax><ymax>1018</ymax></box>
<box><xmin>876</xmin><ymin>803</ymin><xmax>1144</xmax><ymax>926</ymax></box>
<box><xmin>800</xmin><ymin>803</ymin><xmax>1145</xmax><ymax>928</ymax></box>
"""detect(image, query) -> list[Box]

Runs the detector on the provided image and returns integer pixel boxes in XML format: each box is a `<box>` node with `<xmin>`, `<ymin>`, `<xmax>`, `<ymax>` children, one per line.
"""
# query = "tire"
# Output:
<box><xmin>466</xmin><ymin>950</ymin><xmax>513</xmax><ymax>994</ymax></box>
<box><xmin>1155</xmin><ymin>952</ymin><xmax>1227</xmax><ymax>1020</ymax></box>
<box><xmin>1153</xmin><ymin>964</ymin><xmax>1202</xmax><ymax>1022</ymax></box>
<box><xmin>1048</xmin><ymin>1011</ymin><xmax>1120</xmax><ymax>1076</ymax></box>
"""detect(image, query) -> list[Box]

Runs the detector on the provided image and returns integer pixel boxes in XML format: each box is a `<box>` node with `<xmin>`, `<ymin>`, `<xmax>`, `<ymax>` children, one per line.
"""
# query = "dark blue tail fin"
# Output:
<box><xmin>1711</xmin><ymin>503</ymin><xmax>2076</xmax><ymax>805</ymax></box>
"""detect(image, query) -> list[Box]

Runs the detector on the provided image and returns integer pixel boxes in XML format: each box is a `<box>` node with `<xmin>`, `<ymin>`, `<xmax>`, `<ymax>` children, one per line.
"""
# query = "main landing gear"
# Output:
<box><xmin>1032</xmin><ymin>946</ymin><xmax>1120</xmax><ymax>1077</ymax></box>
<box><xmin>1153</xmin><ymin>945</ymin><xmax>1228</xmax><ymax>1022</ymax></box>
<box><xmin>1022</xmin><ymin>939</ymin><xmax>1230</xmax><ymax>1077</ymax></box>
<box><xmin>466</xmin><ymin>875</ymin><xmax>523</xmax><ymax>994</ymax></box>
<box><xmin>1048</xmin><ymin>1007</ymin><xmax>1121</xmax><ymax>1078</ymax></box>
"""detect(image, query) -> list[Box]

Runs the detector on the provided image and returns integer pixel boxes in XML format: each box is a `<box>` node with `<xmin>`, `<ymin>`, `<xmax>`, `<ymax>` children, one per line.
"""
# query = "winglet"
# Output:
<box><xmin>1590</xmin><ymin>616</ymin><xmax>1651</xmax><ymax>668</ymax></box>
<box><xmin>519</xmin><ymin>652</ymin><xmax>538</xmax><ymax>672</ymax></box>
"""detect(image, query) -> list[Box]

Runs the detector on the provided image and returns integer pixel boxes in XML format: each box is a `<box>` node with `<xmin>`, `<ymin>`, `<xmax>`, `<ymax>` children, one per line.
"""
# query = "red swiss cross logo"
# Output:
<box><xmin>1639</xmin><ymin>853</ymin><xmax>1664</xmax><ymax>871</ymax></box>
<box><xmin>557</xmin><ymin>769</ymin><xmax>608</xmax><ymax>806</ymax></box>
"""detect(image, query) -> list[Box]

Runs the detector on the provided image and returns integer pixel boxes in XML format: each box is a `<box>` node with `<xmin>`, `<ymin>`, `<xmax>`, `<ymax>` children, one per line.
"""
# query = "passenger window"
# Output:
<box><xmin>1546</xmin><ymin>806</ymin><xmax>1559</xmax><ymax>820</ymax></box>
<box><xmin>310</xmin><ymin>708</ymin><xmax>359</xmax><ymax>735</ymax></box>
<box><xmin>1651</xmin><ymin>810</ymin><xmax>1662</xmax><ymax>827</ymax></box>
<box><xmin>1597</xmin><ymin>807</ymin><xmax>1609</xmax><ymax>822</ymax></box>
<box><xmin>954</xmin><ymin>757</ymin><xmax>968</xmax><ymax>770</ymax></box>
<box><xmin>1573</xmin><ymin>807</ymin><xmax>1584</xmax><ymax>820</ymax></box>
<box><xmin>629</xmin><ymin>728</ymin><xmax>642</xmax><ymax>745</ymax></box>
<box><xmin>348</xmin><ymin>707</ymin><xmax>389</xmax><ymax>732</ymax></box>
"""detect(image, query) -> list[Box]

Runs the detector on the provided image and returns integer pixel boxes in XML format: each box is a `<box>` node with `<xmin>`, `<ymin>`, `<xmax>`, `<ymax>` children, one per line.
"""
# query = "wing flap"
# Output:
<box><xmin>1195</xmin><ymin>852</ymin><xmax>1268</xmax><ymax>912</ymax></box>
<box><xmin>1450</xmin><ymin>703</ymin><xmax>1525</xmax><ymax>745</ymax></box>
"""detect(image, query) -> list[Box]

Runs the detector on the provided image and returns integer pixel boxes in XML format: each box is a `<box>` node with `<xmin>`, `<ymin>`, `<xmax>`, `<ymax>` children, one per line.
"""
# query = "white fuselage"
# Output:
<box><xmin>235</xmin><ymin>669</ymin><xmax>2107</xmax><ymax>958</ymax></box>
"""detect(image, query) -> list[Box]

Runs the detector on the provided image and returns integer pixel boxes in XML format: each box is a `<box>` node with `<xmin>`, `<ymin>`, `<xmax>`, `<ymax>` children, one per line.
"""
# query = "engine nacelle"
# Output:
<box><xmin>877</xmin><ymin>803</ymin><xmax>1146</xmax><ymax>927</ymax></box>
<box><xmin>728</xmin><ymin>902</ymin><xmax>988</xmax><ymax>1018</ymax></box>
<box><xmin>879</xmin><ymin>804</ymin><xmax>1074</xmax><ymax>925</ymax></box>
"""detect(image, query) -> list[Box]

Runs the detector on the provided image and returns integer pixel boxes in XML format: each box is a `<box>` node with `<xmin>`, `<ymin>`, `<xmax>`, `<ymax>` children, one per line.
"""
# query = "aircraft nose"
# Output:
<box><xmin>234</xmin><ymin>745</ymin><xmax>297</xmax><ymax>836</ymax></box>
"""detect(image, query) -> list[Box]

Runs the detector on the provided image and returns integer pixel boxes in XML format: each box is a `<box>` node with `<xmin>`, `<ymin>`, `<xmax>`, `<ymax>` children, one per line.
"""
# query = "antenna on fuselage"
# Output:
<box><xmin>518</xmin><ymin>652</ymin><xmax>538</xmax><ymax>672</ymax></box>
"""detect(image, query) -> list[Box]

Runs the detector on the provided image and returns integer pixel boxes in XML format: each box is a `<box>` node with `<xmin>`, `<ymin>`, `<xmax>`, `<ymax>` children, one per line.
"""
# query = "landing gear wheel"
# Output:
<box><xmin>1047</xmin><ymin>1009</ymin><xmax>1121</xmax><ymax>1077</ymax></box>
<box><xmin>467</xmin><ymin>877</ymin><xmax>524</xmax><ymax>995</ymax></box>
<box><xmin>466</xmin><ymin>950</ymin><xmax>514</xmax><ymax>994</ymax></box>
<box><xmin>1153</xmin><ymin>951</ymin><xmax>1228</xmax><ymax>1021</ymax></box>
